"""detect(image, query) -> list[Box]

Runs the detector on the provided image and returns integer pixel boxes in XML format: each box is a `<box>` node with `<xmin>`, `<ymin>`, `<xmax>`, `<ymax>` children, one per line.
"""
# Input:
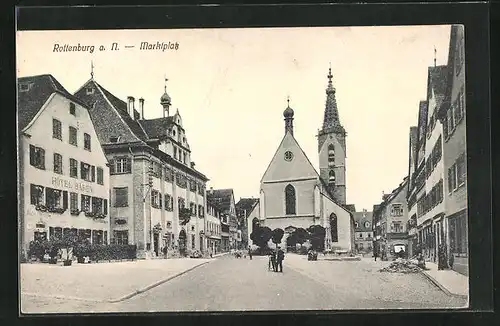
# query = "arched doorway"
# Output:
<box><xmin>178</xmin><ymin>229</ymin><xmax>187</xmax><ymax>256</ymax></box>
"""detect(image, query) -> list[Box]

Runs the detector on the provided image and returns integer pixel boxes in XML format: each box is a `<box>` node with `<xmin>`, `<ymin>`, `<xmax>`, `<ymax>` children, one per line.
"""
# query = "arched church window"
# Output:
<box><xmin>329</xmin><ymin>170</ymin><xmax>336</xmax><ymax>183</ymax></box>
<box><xmin>285</xmin><ymin>184</ymin><xmax>296</xmax><ymax>215</ymax></box>
<box><xmin>328</xmin><ymin>144</ymin><xmax>335</xmax><ymax>162</ymax></box>
<box><xmin>330</xmin><ymin>213</ymin><xmax>338</xmax><ymax>242</ymax></box>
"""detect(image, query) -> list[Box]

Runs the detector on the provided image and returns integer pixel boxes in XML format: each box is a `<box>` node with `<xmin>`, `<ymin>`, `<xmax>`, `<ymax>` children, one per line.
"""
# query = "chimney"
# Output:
<box><xmin>190</xmin><ymin>162</ymin><xmax>196</xmax><ymax>169</ymax></box>
<box><xmin>139</xmin><ymin>98</ymin><xmax>145</xmax><ymax>119</ymax></box>
<box><xmin>127</xmin><ymin>96</ymin><xmax>136</xmax><ymax>120</ymax></box>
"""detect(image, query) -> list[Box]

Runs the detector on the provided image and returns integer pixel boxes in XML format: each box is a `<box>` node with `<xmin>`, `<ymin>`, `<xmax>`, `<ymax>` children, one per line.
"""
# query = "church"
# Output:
<box><xmin>250</xmin><ymin>67</ymin><xmax>355</xmax><ymax>252</ymax></box>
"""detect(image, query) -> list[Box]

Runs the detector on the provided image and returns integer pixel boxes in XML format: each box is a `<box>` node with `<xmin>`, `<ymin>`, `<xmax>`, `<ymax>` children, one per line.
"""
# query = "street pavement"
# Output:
<box><xmin>22</xmin><ymin>254</ymin><xmax>467</xmax><ymax>313</ymax></box>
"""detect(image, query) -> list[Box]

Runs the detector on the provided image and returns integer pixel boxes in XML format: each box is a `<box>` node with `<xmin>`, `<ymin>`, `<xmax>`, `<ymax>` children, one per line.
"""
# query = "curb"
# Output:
<box><xmin>107</xmin><ymin>260</ymin><xmax>212</xmax><ymax>303</ymax></box>
<box><xmin>21</xmin><ymin>292</ymin><xmax>102</xmax><ymax>303</ymax></box>
<box><xmin>420</xmin><ymin>271</ymin><xmax>468</xmax><ymax>299</ymax></box>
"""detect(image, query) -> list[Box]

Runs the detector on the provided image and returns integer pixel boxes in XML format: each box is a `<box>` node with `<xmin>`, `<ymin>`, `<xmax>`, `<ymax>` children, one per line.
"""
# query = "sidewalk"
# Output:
<box><xmin>21</xmin><ymin>258</ymin><xmax>213</xmax><ymax>303</ymax></box>
<box><xmin>419</xmin><ymin>261</ymin><xmax>469</xmax><ymax>298</ymax></box>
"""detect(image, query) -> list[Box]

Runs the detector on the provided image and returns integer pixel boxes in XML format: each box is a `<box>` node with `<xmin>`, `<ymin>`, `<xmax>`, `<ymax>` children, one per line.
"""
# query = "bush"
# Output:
<box><xmin>88</xmin><ymin>244</ymin><xmax>137</xmax><ymax>261</ymax></box>
<box><xmin>28</xmin><ymin>240</ymin><xmax>49</xmax><ymax>261</ymax></box>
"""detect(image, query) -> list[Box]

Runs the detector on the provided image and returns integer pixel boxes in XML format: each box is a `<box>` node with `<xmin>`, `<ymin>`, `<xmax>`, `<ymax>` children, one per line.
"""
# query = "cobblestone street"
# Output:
<box><xmin>21</xmin><ymin>254</ymin><xmax>467</xmax><ymax>313</ymax></box>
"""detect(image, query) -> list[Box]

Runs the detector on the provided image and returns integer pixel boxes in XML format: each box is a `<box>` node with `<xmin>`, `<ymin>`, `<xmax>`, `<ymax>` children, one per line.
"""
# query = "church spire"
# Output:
<box><xmin>322</xmin><ymin>64</ymin><xmax>341</xmax><ymax>131</ymax></box>
<box><xmin>160</xmin><ymin>74</ymin><xmax>171</xmax><ymax>117</ymax></box>
<box><xmin>283</xmin><ymin>96</ymin><xmax>294</xmax><ymax>136</ymax></box>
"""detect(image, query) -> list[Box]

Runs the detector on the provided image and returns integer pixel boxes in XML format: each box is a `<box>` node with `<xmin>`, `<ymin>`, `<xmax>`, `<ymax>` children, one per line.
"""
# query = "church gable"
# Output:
<box><xmin>261</xmin><ymin>132</ymin><xmax>318</xmax><ymax>183</ymax></box>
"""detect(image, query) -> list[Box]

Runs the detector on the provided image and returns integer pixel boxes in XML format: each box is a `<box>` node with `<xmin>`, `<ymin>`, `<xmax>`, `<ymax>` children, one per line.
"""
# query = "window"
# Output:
<box><xmin>330</xmin><ymin>213</ymin><xmax>338</xmax><ymax>242</ymax></box>
<box><xmin>183</xmin><ymin>152</ymin><xmax>187</xmax><ymax>164</ymax></box>
<box><xmin>97</xmin><ymin>167</ymin><xmax>104</xmax><ymax>185</ymax></box>
<box><xmin>30</xmin><ymin>184</ymin><xmax>44</xmax><ymax>205</ymax></box>
<box><xmin>19</xmin><ymin>83</ymin><xmax>31</xmax><ymax>92</ymax></box>
<box><xmin>29</xmin><ymin>145</ymin><xmax>45</xmax><ymax>170</ymax></box>
<box><xmin>165</xmin><ymin>167</ymin><xmax>174</xmax><ymax>182</ymax></box>
<box><xmin>329</xmin><ymin>170</ymin><xmax>336</xmax><ymax>183</ymax></box>
<box><xmin>285</xmin><ymin>184</ymin><xmax>296</xmax><ymax>215</ymax></box>
<box><xmin>69</xmin><ymin>126</ymin><xmax>77</xmax><ymax>146</ymax></box>
<box><xmin>86</xmin><ymin>87</ymin><xmax>94</xmax><ymax>95</ymax></box>
<box><xmin>110</xmin><ymin>157</ymin><xmax>131</xmax><ymax>174</ymax></box>
<box><xmin>49</xmin><ymin>227</ymin><xmax>63</xmax><ymax>241</ymax></box>
<box><xmin>178</xmin><ymin>197</ymin><xmax>185</xmax><ymax>209</ymax></box>
<box><xmin>53</xmin><ymin>153</ymin><xmax>63</xmax><ymax>174</ymax></box>
<box><xmin>174</xmin><ymin>147</ymin><xmax>178</xmax><ymax>160</ymax></box>
<box><xmin>198</xmin><ymin>205</ymin><xmax>204</xmax><ymax>217</ymax></box>
<box><xmin>367</xmin><ymin>233</ymin><xmax>371</xmax><ymax>238</ymax></box>
<box><xmin>165</xmin><ymin>194</ymin><xmax>173</xmax><ymax>211</ymax></box>
<box><xmin>46</xmin><ymin>188</ymin><xmax>66</xmax><ymax>210</ymax></box>
<box><xmin>70</xmin><ymin>192</ymin><xmax>78</xmax><ymax>211</ymax></box>
<box><xmin>359</xmin><ymin>233</ymin><xmax>363</xmax><ymax>238</ymax></box>
<box><xmin>151</xmin><ymin>190</ymin><xmax>161</xmax><ymax>209</ymax></box>
<box><xmin>328</xmin><ymin>144</ymin><xmax>335</xmax><ymax>162</ymax></box>
<box><xmin>189</xmin><ymin>179</ymin><xmax>197</xmax><ymax>192</ymax></box>
<box><xmin>114</xmin><ymin>230</ymin><xmax>129</xmax><ymax>245</ymax></box>
<box><xmin>70</xmin><ymin>158</ymin><xmax>78</xmax><ymax>178</ymax></box>
<box><xmin>390</xmin><ymin>204</ymin><xmax>404</xmax><ymax>217</ymax></box>
<box><xmin>81</xmin><ymin>195</ymin><xmax>91</xmax><ymax>212</ymax></box>
<box><xmin>69</xmin><ymin>103</ymin><xmax>76</xmax><ymax>115</ymax></box>
<box><xmin>52</xmin><ymin>119</ymin><xmax>62</xmax><ymax>140</ymax></box>
<box><xmin>284</xmin><ymin>151</ymin><xmax>294</xmax><ymax>162</ymax></box>
<box><xmin>391</xmin><ymin>221</ymin><xmax>404</xmax><ymax>233</ymax></box>
<box><xmin>84</xmin><ymin>133</ymin><xmax>91</xmax><ymax>151</ymax></box>
<box><xmin>114</xmin><ymin>187</ymin><xmax>128</xmax><ymax>207</ymax></box>
<box><xmin>109</xmin><ymin>136</ymin><xmax>119</xmax><ymax>143</ymax></box>
<box><xmin>91</xmin><ymin>197</ymin><xmax>103</xmax><ymax>214</ymax></box>
<box><xmin>80</xmin><ymin>162</ymin><xmax>93</xmax><ymax>182</ymax></box>
<box><xmin>92</xmin><ymin>230</ymin><xmax>104</xmax><ymax>245</ymax></box>
<box><xmin>190</xmin><ymin>202</ymin><xmax>196</xmax><ymax>216</ymax></box>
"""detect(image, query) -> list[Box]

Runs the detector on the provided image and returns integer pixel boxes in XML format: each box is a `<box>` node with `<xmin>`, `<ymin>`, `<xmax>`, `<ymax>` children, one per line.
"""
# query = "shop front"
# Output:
<box><xmin>447</xmin><ymin>209</ymin><xmax>468</xmax><ymax>276</ymax></box>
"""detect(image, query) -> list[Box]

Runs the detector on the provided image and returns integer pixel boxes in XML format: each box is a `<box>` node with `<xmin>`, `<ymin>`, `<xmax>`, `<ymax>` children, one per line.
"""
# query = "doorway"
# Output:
<box><xmin>153</xmin><ymin>233</ymin><xmax>159</xmax><ymax>257</ymax></box>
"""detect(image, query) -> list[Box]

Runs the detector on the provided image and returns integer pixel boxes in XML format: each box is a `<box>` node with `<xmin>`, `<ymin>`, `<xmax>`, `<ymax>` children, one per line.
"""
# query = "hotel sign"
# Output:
<box><xmin>52</xmin><ymin>176</ymin><xmax>93</xmax><ymax>194</ymax></box>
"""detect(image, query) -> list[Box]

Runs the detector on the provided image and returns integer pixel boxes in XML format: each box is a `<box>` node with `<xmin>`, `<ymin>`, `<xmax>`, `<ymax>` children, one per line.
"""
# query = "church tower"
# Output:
<box><xmin>317</xmin><ymin>66</ymin><xmax>347</xmax><ymax>204</ymax></box>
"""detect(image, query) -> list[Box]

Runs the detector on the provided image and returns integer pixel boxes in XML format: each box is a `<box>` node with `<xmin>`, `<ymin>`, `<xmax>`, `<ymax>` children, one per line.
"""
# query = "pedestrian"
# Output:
<box><xmin>374</xmin><ymin>248</ymin><xmax>378</xmax><ymax>261</ymax></box>
<box><xmin>276</xmin><ymin>246</ymin><xmax>285</xmax><ymax>272</ymax></box>
<box><xmin>248</xmin><ymin>246</ymin><xmax>252</xmax><ymax>260</ymax></box>
<box><xmin>268</xmin><ymin>250</ymin><xmax>276</xmax><ymax>271</ymax></box>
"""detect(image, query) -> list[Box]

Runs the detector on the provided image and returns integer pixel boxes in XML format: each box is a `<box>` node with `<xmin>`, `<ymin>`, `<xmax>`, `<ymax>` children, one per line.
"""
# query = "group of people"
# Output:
<box><xmin>268</xmin><ymin>246</ymin><xmax>285</xmax><ymax>272</ymax></box>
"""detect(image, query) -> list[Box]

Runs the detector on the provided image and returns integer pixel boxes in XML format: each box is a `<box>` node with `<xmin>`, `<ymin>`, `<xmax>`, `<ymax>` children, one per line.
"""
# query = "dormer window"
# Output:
<box><xmin>109</xmin><ymin>136</ymin><xmax>120</xmax><ymax>143</ymax></box>
<box><xmin>19</xmin><ymin>83</ymin><xmax>31</xmax><ymax>92</ymax></box>
<box><xmin>86</xmin><ymin>87</ymin><xmax>94</xmax><ymax>95</ymax></box>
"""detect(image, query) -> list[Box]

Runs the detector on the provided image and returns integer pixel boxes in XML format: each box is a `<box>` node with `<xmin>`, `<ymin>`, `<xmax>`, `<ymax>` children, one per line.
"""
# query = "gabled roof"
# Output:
<box><xmin>18</xmin><ymin>74</ymin><xmax>88</xmax><ymax>130</ymax></box>
<box><xmin>94</xmin><ymin>81</ymin><xmax>149</xmax><ymax>141</ymax></box>
<box><xmin>353</xmin><ymin>211</ymin><xmax>373</xmax><ymax>232</ymax></box>
<box><xmin>139</xmin><ymin>117</ymin><xmax>175</xmax><ymax>139</ymax></box>
<box><xmin>206</xmin><ymin>189</ymin><xmax>235</xmax><ymax>213</ymax></box>
<box><xmin>235</xmin><ymin>198</ymin><xmax>259</xmax><ymax>218</ymax></box>
<box><xmin>427</xmin><ymin>65</ymin><xmax>449</xmax><ymax>110</ymax></box>
<box><xmin>344</xmin><ymin>204</ymin><xmax>356</xmax><ymax>213</ymax></box>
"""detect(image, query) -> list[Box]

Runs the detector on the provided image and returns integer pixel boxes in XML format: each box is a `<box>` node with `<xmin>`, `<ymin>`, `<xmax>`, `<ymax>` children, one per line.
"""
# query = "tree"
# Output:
<box><xmin>179</xmin><ymin>207</ymin><xmax>192</xmax><ymax>225</ymax></box>
<box><xmin>250</xmin><ymin>225</ymin><xmax>272</xmax><ymax>250</ymax></box>
<box><xmin>271</xmin><ymin>228</ymin><xmax>285</xmax><ymax>248</ymax></box>
<box><xmin>307</xmin><ymin>225</ymin><xmax>326</xmax><ymax>251</ymax></box>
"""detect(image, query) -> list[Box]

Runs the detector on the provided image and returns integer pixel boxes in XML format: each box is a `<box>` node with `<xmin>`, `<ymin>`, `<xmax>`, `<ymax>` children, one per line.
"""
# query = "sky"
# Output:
<box><xmin>16</xmin><ymin>25</ymin><xmax>452</xmax><ymax>211</ymax></box>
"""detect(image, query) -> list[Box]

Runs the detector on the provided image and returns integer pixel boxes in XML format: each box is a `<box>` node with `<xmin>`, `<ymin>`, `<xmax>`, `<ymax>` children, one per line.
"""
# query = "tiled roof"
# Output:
<box><xmin>428</xmin><ymin>65</ymin><xmax>448</xmax><ymax>108</ymax></box>
<box><xmin>139</xmin><ymin>117</ymin><xmax>175</xmax><ymax>139</ymax></box>
<box><xmin>353</xmin><ymin>211</ymin><xmax>373</xmax><ymax>232</ymax></box>
<box><xmin>235</xmin><ymin>198</ymin><xmax>259</xmax><ymax>217</ymax></box>
<box><xmin>18</xmin><ymin>74</ymin><xmax>87</xmax><ymax>130</ymax></box>
<box><xmin>206</xmin><ymin>189</ymin><xmax>234</xmax><ymax>212</ymax></box>
<box><xmin>95</xmin><ymin>82</ymin><xmax>149</xmax><ymax>141</ymax></box>
<box><xmin>344</xmin><ymin>204</ymin><xmax>356</xmax><ymax>213</ymax></box>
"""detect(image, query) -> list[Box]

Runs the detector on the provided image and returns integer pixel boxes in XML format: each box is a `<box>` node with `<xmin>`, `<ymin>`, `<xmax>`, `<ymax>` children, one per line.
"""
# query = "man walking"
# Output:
<box><xmin>248</xmin><ymin>246</ymin><xmax>252</xmax><ymax>260</ymax></box>
<box><xmin>276</xmin><ymin>246</ymin><xmax>285</xmax><ymax>272</ymax></box>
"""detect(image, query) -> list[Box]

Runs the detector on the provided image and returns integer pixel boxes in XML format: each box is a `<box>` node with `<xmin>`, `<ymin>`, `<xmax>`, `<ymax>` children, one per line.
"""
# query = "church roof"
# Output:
<box><xmin>321</xmin><ymin>67</ymin><xmax>344</xmax><ymax>133</ymax></box>
<box><xmin>18</xmin><ymin>74</ymin><xmax>89</xmax><ymax>130</ymax></box>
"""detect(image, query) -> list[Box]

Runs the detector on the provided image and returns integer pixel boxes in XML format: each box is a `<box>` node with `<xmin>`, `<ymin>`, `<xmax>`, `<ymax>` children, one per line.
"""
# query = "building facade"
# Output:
<box><xmin>74</xmin><ymin>76</ymin><xmax>209</xmax><ymax>258</ymax></box>
<box><xmin>206</xmin><ymin>189</ymin><xmax>238</xmax><ymax>251</ymax></box>
<box><xmin>353</xmin><ymin>209</ymin><xmax>373</xmax><ymax>254</ymax></box>
<box><xmin>256</xmin><ymin>68</ymin><xmax>355</xmax><ymax>252</ymax></box>
<box><xmin>373</xmin><ymin>178</ymin><xmax>409</xmax><ymax>260</ymax></box>
<box><xmin>236</xmin><ymin>198</ymin><xmax>259</xmax><ymax>249</ymax></box>
<box><xmin>18</xmin><ymin>74</ymin><xmax>111</xmax><ymax>259</ymax></box>
<box><xmin>205</xmin><ymin>199</ymin><xmax>222</xmax><ymax>255</ymax></box>
<box><xmin>437</xmin><ymin>25</ymin><xmax>468</xmax><ymax>276</ymax></box>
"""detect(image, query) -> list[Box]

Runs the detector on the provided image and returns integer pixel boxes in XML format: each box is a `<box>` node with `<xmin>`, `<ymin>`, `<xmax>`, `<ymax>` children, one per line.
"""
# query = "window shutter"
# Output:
<box><xmin>63</xmin><ymin>191</ymin><xmax>68</xmax><ymax>209</ymax></box>
<box><xmin>29</xmin><ymin>145</ymin><xmax>35</xmax><ymax>166</ymax></box>
<box><xmin>80</xmin><ymin>162</ymin><xmax>85</xmax><ymax>179</ymax></box>
<box><xmin>126</xmin><ymin>157</ymin><xmax>132</xmax><ymax>173</ymax></box>
<box><xmin>159</xmin><ymin>194</ymin><xmax>163</xmax><ymax>209</ymax></box>
<box><xmin>109</xmin><ymin>159</ymin><xmax>115</xmax><ymax>174</ymax></box>
<box><xmin>104</xmin><ymin>199</ymin><xmax>108</xmax><ymax>214</ymax></box>
<box><xmin>40</xmin><ymin>148</ymin><xmax>45</xmax><ymax>169</ymax></box>
<box><xmin>30</xmin><ymin>184</ymin><xmax>36</xmax><ymax>205</ymax></box>
<box><xmin>91</xmin><ymin>166</ymin><xmax>96</xmax><ymax>182</ymax></box>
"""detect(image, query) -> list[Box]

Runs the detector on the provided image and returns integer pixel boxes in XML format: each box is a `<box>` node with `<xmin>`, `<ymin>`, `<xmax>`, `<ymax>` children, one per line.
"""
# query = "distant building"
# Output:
<box><xmin>206</xmin><ymin>188</ymin><xmax>238</xmax><ymax>251</ymax></box>
<box><xmin>353</xmin><ymin>209</ymin><xmax>373</xmax><ymax>254</ymax></box>
<box><xmin>437</xmin><ymin>25</ymin><xmax>468</xmax><ymax>276</ymax></box>
<box><xmin>205</xmin><ymin>197</ymin><xmax>222</xmax><ymax>255</ymax></box>
<box><xmin>257</xmin><ymin>68</ymin><xmax>355</xmax><ymax>252</ymax></box>
<box><xmin>17</xmin><ymin>74</ymin><xmax>111</xmax><ymax>259</ymax></box>
<box><xmin>74</xmin><ymin>76</ymin><xmax>208</xmax><ymax>258</ymax></box>
<box><xmin>236</xmin><ymin>197</ymin><xmax>259</xmax><ymax>249</ymax></box>
<box><xmin>373</xmin><ymin>178</ymin><xmax>409</xmax><ymax>260</ymax></box>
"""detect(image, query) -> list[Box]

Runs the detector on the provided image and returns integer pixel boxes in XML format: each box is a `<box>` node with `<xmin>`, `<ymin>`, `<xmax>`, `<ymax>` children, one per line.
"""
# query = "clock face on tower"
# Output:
<box><xmin>284</xmin><ymin>151</ymin><xmax>294</xmax><ymax>162</ymax></box>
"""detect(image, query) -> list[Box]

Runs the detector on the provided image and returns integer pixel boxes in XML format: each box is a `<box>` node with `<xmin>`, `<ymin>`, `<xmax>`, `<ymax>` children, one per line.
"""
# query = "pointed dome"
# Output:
<box><xmin>160</xmin><ymin>91</ymin><xmax>171</xmax><ymax>105</ymax></box>
<box><xmin>283</xmin><ymin>97</ymin><xmax>294</xmax><ymax>118</ymax></box>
